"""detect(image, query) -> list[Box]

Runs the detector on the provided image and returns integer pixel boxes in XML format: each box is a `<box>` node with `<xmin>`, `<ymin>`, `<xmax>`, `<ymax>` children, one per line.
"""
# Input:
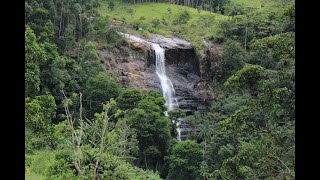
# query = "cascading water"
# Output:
<box><xmin>151</xmin><ymin>44</ymin><xmax>181</xmax><ymax>140</ymax></box>
<box><xmin>152</xmin><ymin>44</ymin><xmax>177</xmax><ymax>111</ymax></box>
<box><xmin>120</xmin><ymin>33</ymin><xmax>181</xmax><ymax>140</ymax></box>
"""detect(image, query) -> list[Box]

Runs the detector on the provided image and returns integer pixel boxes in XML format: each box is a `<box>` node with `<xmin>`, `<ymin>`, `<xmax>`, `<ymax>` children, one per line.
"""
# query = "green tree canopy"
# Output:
<box><xmin>25</xmin><ymin>26</ymin><xmax>47</xmax><ymax>96</ymax></box>
<box><xmin>167</xmin><ymin>140</ymin><xmax>202</xmax><ymax>180</ymax></box>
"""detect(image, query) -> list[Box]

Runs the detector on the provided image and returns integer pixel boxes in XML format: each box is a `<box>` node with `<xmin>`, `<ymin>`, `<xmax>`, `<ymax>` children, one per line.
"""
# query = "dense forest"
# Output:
<box><xmin>25</xmin><ymin>0</ymin><xmax>295</xmax><ymax>179</ymax></box>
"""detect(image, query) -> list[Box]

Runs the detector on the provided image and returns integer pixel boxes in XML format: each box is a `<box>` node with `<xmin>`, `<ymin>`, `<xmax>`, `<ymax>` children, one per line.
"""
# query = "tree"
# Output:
<box><xmin>249</xmin><ymin>32</ymin><xmax>295</xmax><ymax>69</ymax></box>
<box><xmin>117</xmin><ymin>88</ymin><xmax>142</xmax><ymax>111</ymax></box>
<box><xmin>80</xmin><ymin>41</ymin><xmax>104</xmax><ymax>83</ymax></box>
<box><xmin>26</xmin><ymin>93</ymin><xmax>56</xmax><ymax>131</ymax></box>
<box><xmin>213</xmin><ymin>39</ymin><xmax>246</xmax><ymax>83</ymax></box>
<box><xmin>283</xmin><ymin>3</ymin><xmax>295</xmax><ymax>32</ymax></box>
<box><xmin>173</xmin><ymin>10</ymin><xmax>191</xmax><ymax>26</ymax></box>
<box><xmin>83</xmin><ymin>72</ymin><xmax>121</xmax><ymax>118</ymax></box>
<box><xmin>55</xmin><ymin>93</ymin><xmax>159</xmax><ymax>179</ymax></box>
<box><xmin>25</xmin><ymin>93</ymin><xmax>57</xmax><ymax>152</ymax></box>
<box><xmin>108</xmin><ymin>0</ymin><xmax>115</xmax><ymax>11</ymax></box>
<box><xmin>224</xmin><ymin>64</ymin><xmax>266</xmax><ymax>95</ymax></box>
<box><xmin>38</xmin><ymin>20</ymin><xmax>55</xmax><ymax>43</ymax></box>
<box><xmin>125</xmin><ymin>90</ymin><xmax>171</xmax><ymax>171</ymax></box>
<box><xmin>25</xmin><ymin>26</ymin><xmax>47</xmax><ymax>97</ymax></box>
<box><xmin>167</xmin><ymin>140</ymin><xmax>202</xmax><ymax>180</ymax></box>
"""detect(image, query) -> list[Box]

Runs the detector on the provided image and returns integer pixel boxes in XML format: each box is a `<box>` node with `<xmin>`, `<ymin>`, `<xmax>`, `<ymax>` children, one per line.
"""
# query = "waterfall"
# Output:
<box><xmin>119</xmin><ymin>33</ymin><xmax>178</xmax><ymax>111</ymax></box>
<box><xmin>176</xmin><ymin>121</ymin><xmax>182</xmax><ymax>141</ymax></box>
<box><xmin>152</xmin><ymin>44</ymin><xmax>177</xmax><ymax>111</ymax></box>
<box><xmin>120</xmin><ymin>33</ymin><xmax>181</xmax><ymax>140</ymax></box>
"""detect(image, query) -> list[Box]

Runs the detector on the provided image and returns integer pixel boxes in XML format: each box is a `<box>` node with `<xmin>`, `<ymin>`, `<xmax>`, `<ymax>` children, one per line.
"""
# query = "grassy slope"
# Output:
<box><xmin>25</xmin><ymin>150</ymin><xmax>55</xmax><ymax>180</ymax></box>
<box><xmin>99</xmin><ymin>2</ymin><xmax>229</xmax><ymax>54</ymax></box>
<box><xmin>227</xmin><ymin>0</ymin><xmax>291</xmax><ymax>8</ymax></box>
<box><xmin>25</xmin><ymin>174</ymin><xmax>43</xmax><ymax>180</ymax></box>
<box><xmin>229</xmin><ymin>0</ymin><xmax>262</xmax><ymax>8</ymax></box>
<box><xmin>98</xmin><ymin>0</ymin><xmax>292</xmax><ymax>54</ymax></box>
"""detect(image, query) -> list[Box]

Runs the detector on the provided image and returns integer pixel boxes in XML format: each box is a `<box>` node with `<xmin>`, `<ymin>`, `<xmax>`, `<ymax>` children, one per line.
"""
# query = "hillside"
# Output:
<box><xmin>98</xmin><ymin>0</ymin><xmax>292</xmax><ymax>53</ymax></box>
<box><xmin>99</xmin><ymin>2</ymin><xmax>229</xmax><ymax>51</ymax></box>
<box><xmin>25</xmin><ymin>0</ymin><xmax>295</xmax><ymax>179</ymax></box>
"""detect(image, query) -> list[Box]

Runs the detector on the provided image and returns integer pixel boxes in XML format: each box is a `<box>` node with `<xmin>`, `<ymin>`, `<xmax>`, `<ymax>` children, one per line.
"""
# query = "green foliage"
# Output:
<box><xmin>80</xmin><ymin>41</ymin><xmax>104</xmax><ymax>82</ymax></box>
<box><xmin>83</xmin><ymin>72</ymin><xmax>121</xmax><ymax>118</ymax></box>
<box><xmin>198</xmin><ymin>14</ymin><xmax>216</xmax><ymax>28</ymax></box>
<box><xmin>25</xmin><ymin>26</ymin><xmax>47</xmax><ymax>96</ymax></box>
<box><xmin>45</xmin><ymin>56</ymin><xmax>72</xmax><ymax>94</ymax></box>
<box><xmin>99</xmin><ymin>2</ymin><xmax>228</xmax><ymax>54</ymax></box>
<box><xmin>127</xmin><ymin>7</ymin><xmax>135</xmax><ymax>18</ymax></box>
<box><xmin>224</xmin><ymin>64</ymin><xmax>266</xmax><ymax>94</ymax></box>
<box><xmin>26</xmin><ymin>0</ymin><xmax>102</xmax><ymax>52</ymax></box>
<box><xmin>38</xmin><ymin>20</ymin><xmax>55</xmax><ymax>43</ymax></box>
<box><xmin>125</xmin><ymin>90</ymin><xmax>171</xmax><ymax>171</ymax></box>
<box><xmin>173</xmin><ymin>10</ymin><xmax>191</xmax><ymax>25</ymax></box>
<box><xmin>92</xmin><ymin>15</ymin><xmax>125</xmax><ymax>47</ymax></box>
<box><xmin>168</xmin><ymin>109</ymin><xmax>187</xmax><ymax>121</ymax></box>
<box><xmin>117</xmin><ymin>88</ymin><xmax>142</xmax><ymax>111</ymax></box>
<box><xmin>249</xmin><ymin>32</ymin><xmax>295</xmax><ymax>69</ymax></box>
<box><xmin>219</xmin><ymin>16</ymin><xmax>247</xmax><ymax>42</ymax></box>
<box><xmin>28</xmin><ymin>7</ymin><xmax>50</xmax><ymax>36</ymax></box>
<box><xmin>25</xmin><ymin>150</ymin><xmax>55</xmax><ymax>176</ymax></box>
<box><xmin>167</xmin><ymin>140</ymin><xmax>202</xmax><ymax>180</ymax></box>
<box><xmin>283</xmin><ymin>3</ymin><xmax>295</xmax><ymax>31</ymax></box>
<box><xmin>53</xmin><ymin>121</ymin><xmax>73</xmax><ymax>148</ymax></box>
<box><xmin>25</xmin><ymin>93</ymin><xmax>57</xmax><ymax>152</ymax></box>
<box><xmin>218</xmin><ymin>131</ymin><xmax>294</xmax><ymax>179</ymax></box>
<box><xmin>25</xmin><ymin>93</ymin><xmax>56</xmax><ymax>132</ymax></box>
<box><xmin>151</xmin><ymin>17</ymin><xmax>161</xmax><ymax>28</ymax></box>
<box><xmin>100</xmin><ymin>161</ymin><xmax>163</xmax><ymax>179</ymax></box>
<box><xmin>210</xmin><ymin>93</ymin><xmax>251</xmax><ymax>115</ymax></box>
<box><xmin>46</xmin><ymin>97</ymin><xmax>143</xmax><ymax>179</ymax></box>
<box><xmin>46</xmin><ymin>159</ymin><xmax>77</xmax><ymax>180</ymax></box>
<box><xmin>220</xmin><ymin>0</ymin><xmax>293</xmax><ymax>45</ymax></box>
<box><xmin>148</xmin><ymin>27</ymin><xmax>171</xmax><ymax>36</ymax></box>
<box><xmin>212</xmin><ymin>39</ymin><xmax>246</xmax><ymax>83</ymax></box>
<box><xmin>25</xmin><ymin>174</ymin><xmax>44</xmax><ymax>180</ymax></box>
<box><xmin>25</xmin><ymin>0</ymin><xmax>295</xmax><ymax>179</ymax></box>
<box><xmin>40</xmin><ymin>42</ymin><xmax>82</xmax><ymax>122</ymax></box>
<box><xmin>107</xmin><ymin>0</ymin><xmax>115</xmax><ymax>11</ymax></box>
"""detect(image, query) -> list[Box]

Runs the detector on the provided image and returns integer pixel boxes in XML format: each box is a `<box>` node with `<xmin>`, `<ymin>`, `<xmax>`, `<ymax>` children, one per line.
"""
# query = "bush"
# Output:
<box><xmin>139</xmin><ymin>16</ymin><xmax>146</xmax><ymax>20</ymax></box>
<box><xmin>46</xmin><ymin>159</ymin><xmax>77</xmax><ymax>180</ymax></box>
<box><xmin>130</xmin><ymin>20</ymin><xmax>143</xmax><ymax>30</ymax></box>
<box><xmin>173</xmin><ymin>10</ymin><xmax>191</xmax><ymax>25</ymax></box>
<box><xmin>209</xmin><ymin>35</ymin><xmax>225</xmax><ymax>43</ymax></box>
<box><xmin>28</xmin><ymin>150</ymin><xmax>55</xmax><ymax>175</ymax></box>
<box><xmin>151</xmin><ymin>18</ymin><xmax>161</xmax><ymax>28</ymax></box>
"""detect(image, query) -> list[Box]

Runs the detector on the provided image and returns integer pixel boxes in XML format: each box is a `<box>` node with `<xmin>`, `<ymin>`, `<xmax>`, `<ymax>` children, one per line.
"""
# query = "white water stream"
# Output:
<box><xmin>120</xmin><ymin>33</ymin><xmax>181</xmax><ymax>139</ymax></box>
<box><xmin>152</xmin><ymin>43</ymin><xmax>177</xmax><ymax>111</ymax></box>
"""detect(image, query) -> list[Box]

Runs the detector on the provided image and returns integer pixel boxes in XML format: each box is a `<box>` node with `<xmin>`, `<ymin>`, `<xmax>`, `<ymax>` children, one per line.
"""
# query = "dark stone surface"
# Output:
<box><xmin>121</xmin><ymin>34</ymin><xmax>212</xmax><ymax>114</ymax></box>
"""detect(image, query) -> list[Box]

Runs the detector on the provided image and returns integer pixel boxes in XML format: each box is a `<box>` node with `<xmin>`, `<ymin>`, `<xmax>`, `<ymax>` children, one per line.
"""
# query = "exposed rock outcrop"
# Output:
<box><xmin>201</xmin><ymin>40</ymin><xmax>223</xmax><ymax>81</ymax></box>
<box><xmin>98</xmin><ymin>33</ymin><xmax>222</xmax><ymax>113</ymax></box>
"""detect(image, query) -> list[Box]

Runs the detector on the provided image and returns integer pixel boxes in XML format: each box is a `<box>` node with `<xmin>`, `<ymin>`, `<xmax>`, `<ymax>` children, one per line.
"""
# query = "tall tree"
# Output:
<box><xmin>25</xmin><ymin>26</ymin><xmax>47</xmax><ymax>97</ymax></box>
<box><xmin>167</xmin><ymin>140</ymin><xmax>202</xmax><ymax>180</ymax></box>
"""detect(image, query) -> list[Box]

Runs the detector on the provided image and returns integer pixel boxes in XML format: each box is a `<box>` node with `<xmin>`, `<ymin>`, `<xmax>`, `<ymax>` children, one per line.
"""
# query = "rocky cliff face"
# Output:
<box><xmin>97</xmin><ymin>33</ymin><xmax>222</xmax><ymax>113</ymax></box>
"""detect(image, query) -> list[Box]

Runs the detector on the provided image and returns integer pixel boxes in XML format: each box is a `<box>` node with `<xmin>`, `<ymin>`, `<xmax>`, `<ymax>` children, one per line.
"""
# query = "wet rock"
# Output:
<box><xmin>121</xmin><ymin>71</ymin><xmax>129</xmax><ymax>76</ymax></box>
<box><xmin>200</xmin><ymin>41</ymin><xmax>223</xmax><ymax>81</ymax></box>
<box><xmin>108</xmin><ymin>33</ymin><xmax>216</xmax><ymax>113</ymax></box>
<box><xmin>149</xmin><ymin>34</ymin><xmax>192</xmax><ymax>49</ymax></box>
<box><xmin>165</xmin><ymin>48</ymin><xmax>200</xmax><ymax>76</ymax></box>
<box><xmin>127</xmin><ymin>39</ymin><xmax>151</xmax><ymax>53</ymax></box>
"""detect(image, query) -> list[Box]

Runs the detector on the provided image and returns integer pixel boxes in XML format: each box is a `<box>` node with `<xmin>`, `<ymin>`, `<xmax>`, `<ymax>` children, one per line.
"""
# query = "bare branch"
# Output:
<box><xmin>93</xmin><ymin>103</ymin><xmax>111</xmax><ymax>179</ymax></box>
